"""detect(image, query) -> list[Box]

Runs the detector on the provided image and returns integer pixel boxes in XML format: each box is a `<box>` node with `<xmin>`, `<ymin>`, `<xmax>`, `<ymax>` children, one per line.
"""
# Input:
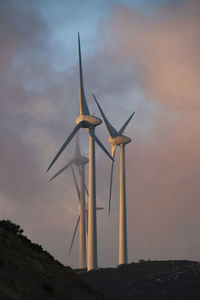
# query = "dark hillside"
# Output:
<box><xmin>81</xmin><ymin>260</ymin><xmax>200</xmax><ymax>300</ymax></box>
<box><xmin>0</xmin><ymin>220</ymin><xmax>109</xmax><ymax>300</ymax></box>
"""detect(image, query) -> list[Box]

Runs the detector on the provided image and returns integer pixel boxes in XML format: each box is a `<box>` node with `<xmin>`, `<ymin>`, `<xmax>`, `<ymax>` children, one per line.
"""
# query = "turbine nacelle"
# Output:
<box><xmin>76</xmin><ymin>115</ymin><xmax>102</xmax><ymax>128</ymax></box>
<box><xmin>108</xmin><ymin>135</ymin><xmax>131</xmax><ymax>146</ymax></box>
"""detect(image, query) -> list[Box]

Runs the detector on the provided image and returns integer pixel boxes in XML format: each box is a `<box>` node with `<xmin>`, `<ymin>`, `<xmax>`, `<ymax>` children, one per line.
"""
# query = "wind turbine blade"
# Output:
<box><xmin>68</xmin><ymin>216</ymin><xmax>80</xmax><ymax>256</ymax></box>
<box><xmin>78</xmin><ymin>32</ymin><xmax>90</xmax><ymax>116</ymax></box>
<box><xmin>93</xmin><ymin>94</ymin><xmax>118</xmax><ymax>138</ymax></box>
<box><xmin>49</xmin><ymin>161</ymin><xmax>73</xmax><ymax>181</ymax></box>
<box><xmin>96</xmin><ymin>207</ymin><xmax>104</xmax><ymax>211</ymax></box>
<box><xmin>47</xmin><ymin>122</ymin><xmax>83</xmax><ymax>172</ymax></box>
<box><xmin>78</xmin><ymin>166</ymin><xmax>81</xmax><ymax>176</ymax></box>
<box><xmin>84</xmin><ymin>184</ymin><xmax>89</xmax><ymax>196</ymax></box>
<box><xmin>74</xmin><ymin>132</ymin><xmax>81</xmax><ymax>158</ymax></box>
<box><xmin>89</xmin><ymin>129</ymin><xmax>114</xmax><ymax>161</ymax></box>
<box><xmin>77</xmin><ymin>165</ymin><xmax>88</xmax><ymax>196</ymax></box>
<box><xmin>70</xmin><ymin>165</ymin><xmax>80</xmax><ymax>200</ymax></box>
<box><xmin>118</xmin><ymin>112</ymin><xmax>135</xmax><ymax>135</ymax></box>
<box><xmin>108</xmin><ymin>146</ymin><xmax>117</xmax><ymax>215</ymax></box>
<box><xmin>112</xmin><ymin>145</ymin><xmax>117</xmax><ymax>157</ymax></box>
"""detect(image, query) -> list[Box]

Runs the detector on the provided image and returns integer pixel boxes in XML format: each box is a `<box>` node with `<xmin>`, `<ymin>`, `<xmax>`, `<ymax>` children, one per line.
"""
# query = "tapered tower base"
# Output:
<box><xmin>119</xmin><ymin>144</ymin><xmax>128</xmax><ymax>265</ymax></box>
<box><xmin>79</xmin><ymin>164</ymin><xmax>86</xmax><ymax>269</ymax></box>
<box><xmin>87</xmin><ymin>128</ymin><xmax>98</xmax><ymax>270</ymax></box>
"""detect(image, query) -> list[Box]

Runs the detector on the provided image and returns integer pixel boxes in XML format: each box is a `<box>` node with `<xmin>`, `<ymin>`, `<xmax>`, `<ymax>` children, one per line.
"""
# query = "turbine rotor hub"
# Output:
<box><xmin>108</xmin><ymin>135</ymin><xmax>131</xmax><ymax>146</ymax></box>
<box><xmin>78</xmin><ymin>203</ymin><xmax>89</xmax><ymax>213</ymax></box>
<box><xmin>76</xmin><ymin>115</ymin><xmax>102</xmax><ymax>128</ymax></box>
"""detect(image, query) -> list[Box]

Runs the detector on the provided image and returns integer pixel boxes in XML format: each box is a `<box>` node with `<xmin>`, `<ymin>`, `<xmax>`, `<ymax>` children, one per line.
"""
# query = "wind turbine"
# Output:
<box><xmin>47</xmin><ymin>33</ymin><xmax>113</xmax><ymax>270</ymax></box>
<box><xmin>64</xmin><ymin>165</ymin><xmax>104</xmax><ymax>266</ymax></box>
<box><xmin>69</xmin><ymin>201</ymin><xmax>104</xmax><ymax>265</ymax></box>
<box><xmin>93</xmin><ymin>94</ymin><xmax>134</xmax><ymax>265</ymax></box>
<box><xmin>50</xmin><ymin>134</ymin><xmax>88</xmax><ymax>269</ymax></box>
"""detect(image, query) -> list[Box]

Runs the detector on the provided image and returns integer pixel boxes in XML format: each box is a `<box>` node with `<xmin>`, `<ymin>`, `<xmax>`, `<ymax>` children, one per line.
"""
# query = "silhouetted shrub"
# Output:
<box><xmin>0</xmin><ymin>219</ymin><xmax>55</xmax><ymax>260</ymax></box>
<box><xmin>139</xmin><ymin>259</ymin><xmax>146</xmax><ymax>263</ymax></box>
<box><xmin>0</xmin><ymin>220</ymin><xmax>23</xmax><ymax>236</ymax></box>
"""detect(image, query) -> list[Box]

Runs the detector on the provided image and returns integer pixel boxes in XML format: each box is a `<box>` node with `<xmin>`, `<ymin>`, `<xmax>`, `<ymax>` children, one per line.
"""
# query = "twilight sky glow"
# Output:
<box><xmin>0</xmin><ymin>0</ymin><xmax>200</xmax><ymax>268</ymax></box>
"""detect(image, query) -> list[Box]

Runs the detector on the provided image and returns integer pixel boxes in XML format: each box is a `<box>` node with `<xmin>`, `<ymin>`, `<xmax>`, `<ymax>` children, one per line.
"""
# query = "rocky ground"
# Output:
<box><xmin>81</xmin><ymin>260</ymin><xmax>200</xmax><ymax>300</ymax></box>
<box><xmin>0</xmin><ymin>220</ymin><xmax>110</xmax><ymax>300</ymax></box>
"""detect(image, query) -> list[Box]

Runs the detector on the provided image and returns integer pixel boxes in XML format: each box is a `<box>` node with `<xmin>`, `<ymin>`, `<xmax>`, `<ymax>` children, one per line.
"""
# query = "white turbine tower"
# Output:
<box><xmin>47</xmin><ymin>33</ymin><xmax>113</xmax><ymax>270</ymax></box>
<box><xmin>93</xmin><ymin>94</ymin><xmax>134</xmax><ymax>265</ymax></box>
<box><xmin>49</xmin><ymin>135</ymin><xmax>88</xmax><ymax>269</ymax></box>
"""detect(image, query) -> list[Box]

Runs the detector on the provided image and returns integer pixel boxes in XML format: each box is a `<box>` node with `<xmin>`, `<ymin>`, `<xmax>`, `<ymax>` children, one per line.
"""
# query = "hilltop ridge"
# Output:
<box><xmin>1</xmin><ymin>219</ymin><xmax>200</xmax><ymax>300</ymax></box>
<box><xmin>81</xmin><ymin>259</ymin><xmax>200</xmax><ymax>299</ymax></box>
<box><xmin>0</xmin><ymin>220</ymin><xmax>109</xmax><ymax>300</ymax></box>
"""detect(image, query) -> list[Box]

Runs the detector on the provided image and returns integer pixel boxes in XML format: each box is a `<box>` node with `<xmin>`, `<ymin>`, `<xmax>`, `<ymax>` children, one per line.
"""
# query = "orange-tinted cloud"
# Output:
<box><xmin>97</xmin><ymin>0</ymin><xmax>200</xmax><ymax>262</ymax></box>
<box><xmin>0</xmin><ymin>0</ymin><xmax>200</xmax><ymax>268</ymax></box>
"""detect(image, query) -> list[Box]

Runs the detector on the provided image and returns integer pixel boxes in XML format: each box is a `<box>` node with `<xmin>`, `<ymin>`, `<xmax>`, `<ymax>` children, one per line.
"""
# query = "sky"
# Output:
<box><xmin>0</xmin><ymin>0</ymin><xmax>200</xmax><ymax>269</ymax></box>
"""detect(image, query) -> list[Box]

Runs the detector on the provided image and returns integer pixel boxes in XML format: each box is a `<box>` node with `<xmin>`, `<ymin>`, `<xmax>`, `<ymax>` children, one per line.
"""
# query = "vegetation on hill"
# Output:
<box><xmin>0</xmin><ymin>220</ymin><xmax>54</xmax><ymax>259</ymax></box>
<box><xmin>0</xmin><ymin>219</ymin><xmax>109</xmax><ymax>300</ymax></box>
<box><xmin>82</xmin><ymin>259</ymin><xmax>200</xmax><ymax>299</ymax></box>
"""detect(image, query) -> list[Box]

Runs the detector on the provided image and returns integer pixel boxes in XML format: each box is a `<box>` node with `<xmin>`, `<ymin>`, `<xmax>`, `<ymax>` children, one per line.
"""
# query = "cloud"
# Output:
<box><xmin>0</xmin><ymin>0</ymin><xmax>200</xmax><ymax>268</ymax></box>
<box><xmin>104</xmin><ymin>0</ymin><xmax>200</xmax><ymax>110</ymax></box>
<box><xmin>0</xmin><ymin>1</ymin><xmax>81</xmax><ymax>263</ymax></box>
<box><xmin>96</xmin><ymin>0</ymin><xmax>200</xmax><ymax>262</ymax></box>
